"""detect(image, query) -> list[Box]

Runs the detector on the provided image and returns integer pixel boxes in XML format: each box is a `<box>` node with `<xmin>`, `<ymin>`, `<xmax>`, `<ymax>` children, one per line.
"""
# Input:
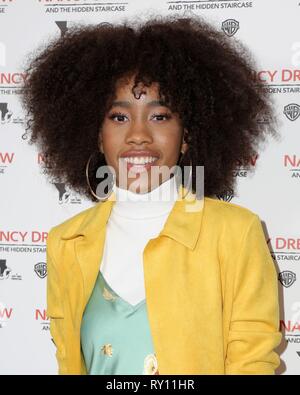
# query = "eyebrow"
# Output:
<box><xmin>110</xmin><ymin>99</ymin><xmax>169</xmax><ymax>108</ymax></box>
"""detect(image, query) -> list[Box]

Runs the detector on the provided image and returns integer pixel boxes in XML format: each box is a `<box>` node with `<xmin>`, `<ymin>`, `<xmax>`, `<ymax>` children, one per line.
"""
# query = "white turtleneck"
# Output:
<box><xmin>100</xmin><ymin>175</ymin><xmax>179</xmax><ymax>307</ymax></box>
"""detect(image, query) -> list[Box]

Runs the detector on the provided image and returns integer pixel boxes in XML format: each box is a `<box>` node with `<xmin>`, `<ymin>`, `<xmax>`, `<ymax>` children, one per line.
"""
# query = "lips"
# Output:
<box><xmin>118</xmin><ymin>150</ymin><xmax>160</xmax><ymax>174</ymax></box>
<box><xmin>120</xmin><ymin>150</ymin><xmax>160</xmax><ymax>158</ymax></box>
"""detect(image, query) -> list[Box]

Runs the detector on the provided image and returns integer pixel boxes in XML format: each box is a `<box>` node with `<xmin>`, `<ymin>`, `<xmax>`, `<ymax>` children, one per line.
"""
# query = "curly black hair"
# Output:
<box><xmin>19</xmin><ymin>13</ymin><xmax>280</xmax><ymax>202</ymax></box>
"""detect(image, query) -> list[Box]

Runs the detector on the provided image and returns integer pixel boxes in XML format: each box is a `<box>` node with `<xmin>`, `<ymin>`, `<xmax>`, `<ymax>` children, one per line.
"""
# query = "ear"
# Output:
<box><xmin>181</xmin><ymin>128</ymin><xmax>189</xmax><ymax>154</ymax></box>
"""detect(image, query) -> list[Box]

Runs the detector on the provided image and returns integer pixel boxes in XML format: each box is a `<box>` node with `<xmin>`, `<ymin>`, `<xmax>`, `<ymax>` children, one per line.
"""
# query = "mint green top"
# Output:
<box><xmin>80</xmin><ymin>270</ymin><xmax>159</xmax><ymax>375</ymax></box>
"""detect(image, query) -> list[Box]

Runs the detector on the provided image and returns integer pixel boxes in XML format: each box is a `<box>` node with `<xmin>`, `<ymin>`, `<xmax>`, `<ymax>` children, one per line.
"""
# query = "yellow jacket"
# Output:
<box><xmin>46</xmin><ymin>185</ymin><xmax>282</xmax><ymax>375</ymax></box>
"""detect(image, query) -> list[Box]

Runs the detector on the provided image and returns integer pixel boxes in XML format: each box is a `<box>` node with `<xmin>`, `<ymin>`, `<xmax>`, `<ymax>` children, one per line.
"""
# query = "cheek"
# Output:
<box><xmin>157</xmin><ymin>134</ymin><xmax>182</xmax><ymax>163</ymax></box>
<box><xmin>101</xmin><ymin>130</ymin><xmax>122</xmax><ymax>160</ymax></box>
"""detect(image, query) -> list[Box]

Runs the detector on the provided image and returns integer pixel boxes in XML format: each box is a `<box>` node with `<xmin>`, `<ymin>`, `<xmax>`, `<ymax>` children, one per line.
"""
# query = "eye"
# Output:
<box><xmin>108</xmin><ymin>112</ymin><xmax>128</xmax><ymax>122</ymax></box>
<box><xmin>107</xmin><ymin>111</ymin><xmax>172</xmax><ymax>123</ymax></box>
<box><xmin>151</xmin><ymin>113</ymin><xmax>172</xmax><ymax>121</ymax></box>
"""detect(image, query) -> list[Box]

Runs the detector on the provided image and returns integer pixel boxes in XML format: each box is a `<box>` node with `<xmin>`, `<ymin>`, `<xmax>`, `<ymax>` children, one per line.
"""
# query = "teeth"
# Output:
<box><xmin>122</xmin><ymin>156</ymin><xmax>158</xmax><ymax>165</ymax></box>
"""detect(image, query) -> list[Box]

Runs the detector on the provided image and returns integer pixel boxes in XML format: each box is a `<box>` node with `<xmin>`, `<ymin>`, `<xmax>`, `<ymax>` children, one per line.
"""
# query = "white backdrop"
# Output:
<box><xmin>0</xmin><ymin>0</ymin><xmax>299</xmax><ymax>375</ymax></box>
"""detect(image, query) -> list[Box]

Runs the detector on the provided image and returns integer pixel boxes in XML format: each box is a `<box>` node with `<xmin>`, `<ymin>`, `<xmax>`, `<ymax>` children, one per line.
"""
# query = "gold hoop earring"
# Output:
<box><xmin>85</xmin><ymin>151</ymin><xmax>115</xmax><ymax>201</ymax></box>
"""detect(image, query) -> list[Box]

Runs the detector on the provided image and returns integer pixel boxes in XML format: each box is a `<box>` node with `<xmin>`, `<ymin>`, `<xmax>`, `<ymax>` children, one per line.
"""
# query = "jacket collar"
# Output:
<box><xmin>60</xmin><ymin>183</ymin><xmax>205</xmax><ymax>250</ymax></box>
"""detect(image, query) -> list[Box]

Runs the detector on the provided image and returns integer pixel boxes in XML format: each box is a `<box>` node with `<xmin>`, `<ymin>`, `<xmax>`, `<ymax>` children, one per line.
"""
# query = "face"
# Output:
<box><xmin>99</xmin><ymin>74</ymin><xmax>188</xmax><ymax>194</ymax></box>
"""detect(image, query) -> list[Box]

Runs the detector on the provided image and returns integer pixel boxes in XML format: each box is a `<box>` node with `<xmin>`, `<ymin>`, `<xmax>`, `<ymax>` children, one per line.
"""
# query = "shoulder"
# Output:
<box><xmin>203</xmin><ymin>196</ymin><xmax>260</xmax><ymax>232</ymax></box>
<box><xmin>202</xmin><ymin>198</ymin><xmax>268</xmax><ymax>267</ymax></box>
<box><xmin>203</xmin><ymin>197</ymin><xmax>263</xmax><ymax>246</ymax></box>
<box><xmin>46</xmin><ymin>203</ymin><xmax>100</xmax><ymax>247</ymax></box>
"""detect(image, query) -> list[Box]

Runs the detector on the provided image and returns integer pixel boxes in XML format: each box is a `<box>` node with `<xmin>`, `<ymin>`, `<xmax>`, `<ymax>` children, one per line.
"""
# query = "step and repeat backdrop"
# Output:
<box><xmin>0</xmin><ymin>0</ymin><xmax>299</xmax><ymax>375</ymax></box>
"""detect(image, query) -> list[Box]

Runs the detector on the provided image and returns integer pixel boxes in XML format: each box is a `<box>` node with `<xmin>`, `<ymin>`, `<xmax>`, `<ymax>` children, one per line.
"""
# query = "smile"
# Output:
<box><xmin>119</xmin><ymin>157</ymin><xmax>159</xmax><ymax>173</ymax></box>
<box><xmin>122</xmin><ymin>156</ymin><xmax>158</xmax><ymax>165</ymax></box>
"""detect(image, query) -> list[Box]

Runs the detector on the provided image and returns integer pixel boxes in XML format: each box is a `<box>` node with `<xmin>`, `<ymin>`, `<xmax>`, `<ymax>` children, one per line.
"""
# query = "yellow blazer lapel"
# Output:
<box><xmin>60</xmin><ymin>196</ymin><xmax>115</xmax><ymax>309</ymax></box>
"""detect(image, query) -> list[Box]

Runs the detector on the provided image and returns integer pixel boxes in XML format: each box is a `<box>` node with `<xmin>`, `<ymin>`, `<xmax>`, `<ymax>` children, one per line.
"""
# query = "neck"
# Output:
<box><xmin>111</xmin><ymin>176</ymin><xmax>180</xmax><ymax>219</ymax></box>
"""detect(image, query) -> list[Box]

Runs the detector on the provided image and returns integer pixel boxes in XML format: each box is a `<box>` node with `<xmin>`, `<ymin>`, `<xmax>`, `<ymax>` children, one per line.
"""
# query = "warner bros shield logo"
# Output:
<box><xmin>278</xmin><ymin>270</ymin><xmax>296</xmax><ymax>288</ymax></box>
<box><xmin>34</xmin><ymin>262</ymin><xmax>47</xmax><ymax>279</ymax></box>
<box><xmin>283</xmin><ymin>103</ymin><xmax>300</xmax><ymax>121</ymax></box>
<box><xmin>221</xmin><ymin>19</ymin><xmax>240</xmax><ymax>37</ymax></box>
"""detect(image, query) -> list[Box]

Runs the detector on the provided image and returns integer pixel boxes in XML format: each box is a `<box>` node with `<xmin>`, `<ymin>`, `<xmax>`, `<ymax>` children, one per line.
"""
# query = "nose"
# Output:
<box><xmin>125</xmin><ymin>120</ymin><xmax>153</xmax><ymax>145</ymax></box>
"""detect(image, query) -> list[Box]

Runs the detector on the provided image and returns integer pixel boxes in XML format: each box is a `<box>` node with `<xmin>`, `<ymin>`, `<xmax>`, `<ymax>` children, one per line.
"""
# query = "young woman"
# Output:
<box><xmin>20</xmin><ymin>14</ymin><xmax>282</xmax><ymax>375</ymax></box>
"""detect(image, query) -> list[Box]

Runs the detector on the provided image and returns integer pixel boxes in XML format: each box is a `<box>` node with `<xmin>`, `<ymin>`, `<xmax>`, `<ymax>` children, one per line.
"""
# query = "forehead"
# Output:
<box><xmin>114</xmin><ymin>74</ymin><xmax>162</xmax><ymax>101</ymax></box>
<box><xmin>105</xmin><ymin>73</ymin><xmax>176</xmax><ymax>113</ymax></box>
